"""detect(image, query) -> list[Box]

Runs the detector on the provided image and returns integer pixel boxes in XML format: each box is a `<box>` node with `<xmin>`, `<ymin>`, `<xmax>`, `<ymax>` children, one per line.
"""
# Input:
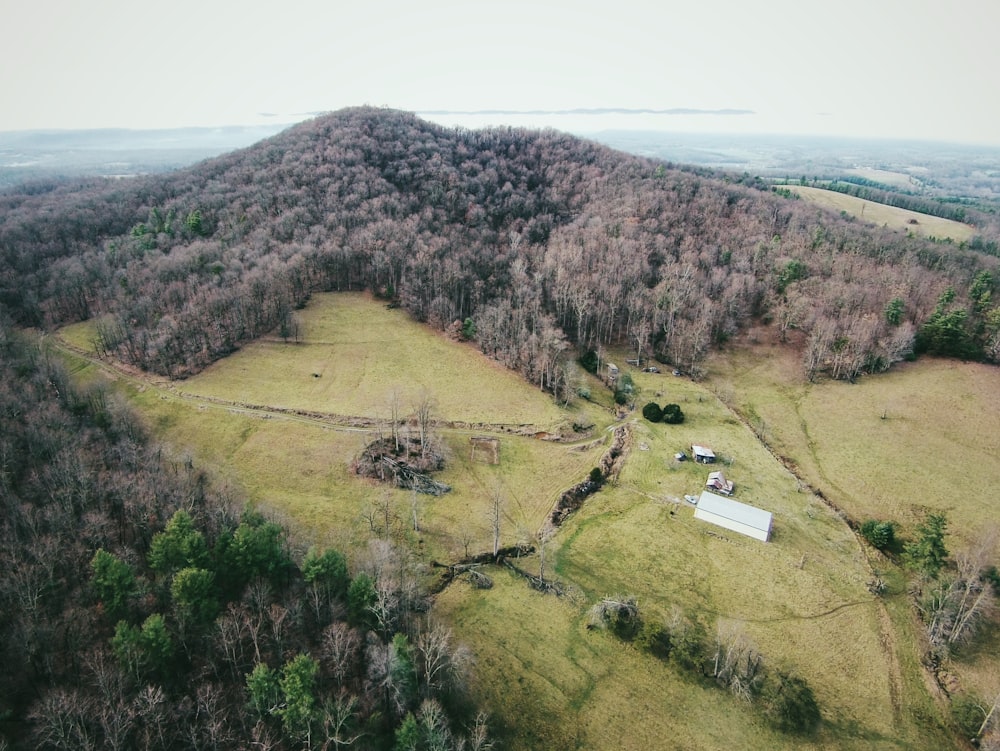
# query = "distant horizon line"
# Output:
<box><xmin>417</xmin><ymin>107</ymin><xmax>756</xmax><ymax>117</ymax></box>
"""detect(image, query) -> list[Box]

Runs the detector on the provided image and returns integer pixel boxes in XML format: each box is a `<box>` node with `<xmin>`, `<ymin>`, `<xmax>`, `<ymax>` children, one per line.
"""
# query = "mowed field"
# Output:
<box><xmin>784</xmin><ymin>185</ymin><xmax>976</xmax><ymax>242</ymax></box>
<box><xmin>177</xmin><ymin>293</ymin><xmax>570</xmax><ymax>429</ymax></box>
<box><xmin>57</xmin><ymin>294</ymin><xmax>975</xmax><ymax>749</ymax></box>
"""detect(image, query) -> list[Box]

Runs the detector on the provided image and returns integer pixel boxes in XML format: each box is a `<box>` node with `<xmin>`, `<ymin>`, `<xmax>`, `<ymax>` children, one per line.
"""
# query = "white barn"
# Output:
<box><xmin>694</xmin><ymin>491</ymin><xmax>773</xmax><ymax>542</ymax></box>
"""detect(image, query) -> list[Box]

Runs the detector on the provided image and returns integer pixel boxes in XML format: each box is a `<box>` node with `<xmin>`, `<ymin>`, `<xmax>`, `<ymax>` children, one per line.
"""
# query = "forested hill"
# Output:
<box><xmin>2</xmin><ymin>106</ymin><xmax>998</xmax><ymax>387</ymax></box>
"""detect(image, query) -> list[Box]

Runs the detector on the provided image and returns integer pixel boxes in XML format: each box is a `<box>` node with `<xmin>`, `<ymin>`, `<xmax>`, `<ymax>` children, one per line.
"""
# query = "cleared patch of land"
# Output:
<box><xmin>57</xmin><ymin>298</ymin><xmax>609</xmax><ymax>561</ymax></box>
<box><xmin>784</xmin><ymin>184</ymin><xmax>975</xmax><ymax>242</ymax></box>
<box><xmin>178</xmin><ymin>293</ymin><xmax>572</xmax><ymax>430</ymax></box>
<box><xmin>846</xmin><ymin>167</ymin><xmax>923</xmax><ymax>190</ymax></box>
<box><xmin>705</xmin><ymin>340</ymin><xmax>1000</xmax><ymax>546</ymax></box>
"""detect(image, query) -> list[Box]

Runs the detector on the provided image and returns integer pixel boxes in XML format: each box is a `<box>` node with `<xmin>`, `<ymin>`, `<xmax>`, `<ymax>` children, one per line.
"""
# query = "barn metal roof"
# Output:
<box><xmin>695</xmin><ymin>491</ymin><xmax>772</xmax><ymax>532</ymax></box>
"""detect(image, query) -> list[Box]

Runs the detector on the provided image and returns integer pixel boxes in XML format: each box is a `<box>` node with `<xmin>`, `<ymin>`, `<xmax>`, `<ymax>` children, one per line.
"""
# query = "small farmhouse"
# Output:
<box><xmin>706</xmin><ymin>470</ymin><xmax>734</xmax><ymax>495</ymax></box>
<box><xmin>694</xmin><ymin>491</ymin><xmax>773</xmax><ymax>542</ymax></box>
<box><xmin>691</xmin><ymin>445</ymin><xmax>716</xmax><ymax>464</ymax></box>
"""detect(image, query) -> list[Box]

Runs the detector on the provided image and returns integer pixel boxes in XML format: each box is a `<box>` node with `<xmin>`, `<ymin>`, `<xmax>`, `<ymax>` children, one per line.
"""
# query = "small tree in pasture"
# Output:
<box><xmin>860</xmin><ymin>519</ymin><xmax>896</xmax><ymax>550</ymax></box>
<box><xmin>661</xmin><ymin>403</ymin><xmax>685</xmax><ymax>424</ymax></box>
<box><xmin>905</xmin><ymin>512</ymin><xmax>949</xmax><ymax>578</ymax></box>
<box><xmin>642</xmin><ymin>402</ymin><xmax>663</xmax><ymax>422</ymax></box>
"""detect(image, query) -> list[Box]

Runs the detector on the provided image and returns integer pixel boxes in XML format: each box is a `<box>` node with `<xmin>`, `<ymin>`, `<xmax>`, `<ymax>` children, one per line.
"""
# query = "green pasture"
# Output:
<box><xmin>179</xmin><ymin>293</ymin><xmax>574</xmax><ymax>430</ymax></box>
<box><xmin>55</xmin><ymin>297</ymin><xmax>979</xmax><ymax>749</ymax></box>
<box><xmin>120</xmin><ymin>382</ymin><xmax>605</xmax><ymax>563</ymax></box>
<box><xmin>705</xmin><ymin>343</ymin><xmax>1000</xmax><ymax>548</ymax></box>
<box><xmin>785</xmin><ymin>185</ymin><xmax>975</xmax><ymax>242</ymax></box>
<box><xmin>436</xmin><ymin>367</ymin><xmax>950</xmax><ymax>749</ymax></box>
<box><xmin>435</xmin><ymin>570</ymin><xmax>798</xmax><ymax>751</ymax></box>
<box><xmin>57</xmin><ymin>294</ymin><xmax>610</xmax><ymax>563</ymax></box>
<box><xmin>706</xmin><ymin>338</ymin><xmax>1000</xmax><ymax>714</ymax></box>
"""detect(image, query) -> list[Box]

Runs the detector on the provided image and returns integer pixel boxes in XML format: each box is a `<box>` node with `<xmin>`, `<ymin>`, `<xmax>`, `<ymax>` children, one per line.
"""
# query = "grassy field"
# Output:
<box><xmin>704</xmin><ymin>335</ymin><xmax>1000</xmax><ymax>548</ymax></box>
<box><xmin>56</xmin><ymin>295</ymin><xmax>988</xmax><ymax>750</ymax></box>
<box><xmin>784</xmin><ymin>185</ymin><xmax>975</xmax><ymax>242</ymax></box>
<box><xmin>706</xmin><ymin>333</ymin><xmax>1000</xmax><ymax>716</ymax></box>
<box><xmin>845</xmin><ymin>167</ymin><xmax>922</xmax><ymax>190</ymax></box>
<box><xmin>177</xmin><ymin>293</ymin><xmax>573</xmax><ymax>430</ymax></box>
<box><xmin>57</xmin><ymin>294</ymin><xmax>610</xmax><ymax>562</ymax></box>
<box><xmin>437</xmin><ymin>363</ymin><xmax>952</xmax><ymax>749</ymax></box>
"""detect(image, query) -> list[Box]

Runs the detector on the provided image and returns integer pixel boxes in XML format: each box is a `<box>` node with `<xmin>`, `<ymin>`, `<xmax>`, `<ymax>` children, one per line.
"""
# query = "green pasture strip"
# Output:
<box><xmin>707</xmin><ymin>341</ymin><xmax>1000</xmax><ymax>727</ymax></box>
<box><xmin>56</xmin><ymin>319</ymin><xmax>100</xmax><ymax>353</ymax></box>
<box><xmin>180</xmin><ymin>292</ymin><xmax>572</xmax><ymax>429</ymax></box>
<box><xmin>784</xmin><ymin>185</ymin><xmax>975</xmax><ymax>242</ymax></box>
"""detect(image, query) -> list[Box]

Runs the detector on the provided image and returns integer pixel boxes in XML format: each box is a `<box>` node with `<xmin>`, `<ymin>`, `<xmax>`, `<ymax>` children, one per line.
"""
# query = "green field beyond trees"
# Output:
<box><xmin>782</xmin><ymin>185</ymin><xmax>976</xmax><ymax>242</ymax></box>
<box><xmin>59</xmin><ymin>292</ymin><xmax>997</xmax><ymax>750</ymax></box>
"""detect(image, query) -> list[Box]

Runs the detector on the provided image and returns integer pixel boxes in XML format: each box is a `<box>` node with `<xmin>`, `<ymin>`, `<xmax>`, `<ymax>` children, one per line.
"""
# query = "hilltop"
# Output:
<box><xmin>2</xmin><ymin>106</ymin><xmax>999</xmax><ymax>389</ymax></box>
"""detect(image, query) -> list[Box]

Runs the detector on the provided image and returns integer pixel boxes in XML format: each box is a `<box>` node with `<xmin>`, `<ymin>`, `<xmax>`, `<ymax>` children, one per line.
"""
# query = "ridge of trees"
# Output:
<box><xmin>1</xmin><ymin>106</ymin><xmax>999</xmax><ymax>391</ymax></box>
<box><xmin>0</xmin><ymin>322</ymin><xmax>491</xmax><ymax>750</ymax></box>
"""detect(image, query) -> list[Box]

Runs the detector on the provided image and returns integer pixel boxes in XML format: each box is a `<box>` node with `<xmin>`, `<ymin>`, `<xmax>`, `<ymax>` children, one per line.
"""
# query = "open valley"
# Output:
<box><xmin>56</xmin><ymin>291</ymin><xmax>997</xmax><ymax>750</ymax></box>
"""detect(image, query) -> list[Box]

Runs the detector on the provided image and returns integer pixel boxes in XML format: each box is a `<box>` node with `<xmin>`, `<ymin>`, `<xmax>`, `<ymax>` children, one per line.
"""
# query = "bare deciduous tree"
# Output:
<box><xmin>322</xmin><ymin>622</ymin><xmax>362</xmax><ymax>688</ymax></box>
<box><xmin>414</xmin><ymin>389</ymin><xmax>436</xmax><ymax>460</ymax></box>
<box><xmin>489</xmin><ymin>486</ymin><xmax>503</xmax><ymax>558</ymax></box>
<box><xmin>712</xmin><ymin>620</ymin><xmax>764</xmax><ymax>702</ymax></box>
<box><xmin>415</xmin><ymin>622</ymin><xmax>471</xmax><ymax>700</ymax></box>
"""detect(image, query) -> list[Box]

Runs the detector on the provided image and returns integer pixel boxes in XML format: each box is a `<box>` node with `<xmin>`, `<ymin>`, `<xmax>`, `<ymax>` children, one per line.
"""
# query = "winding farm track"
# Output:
<box><xmin>48</xmin><ymin>333</ymin><xmax>554</xmax><ymax>438</ymax></box>
<box><xmin>711</xmin><ymin>384</ymin><xmax>906</xmax><ymax>727</ymax></box>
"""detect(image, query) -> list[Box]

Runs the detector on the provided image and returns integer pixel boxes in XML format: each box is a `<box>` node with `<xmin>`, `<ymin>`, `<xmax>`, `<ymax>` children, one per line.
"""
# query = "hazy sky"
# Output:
<box><xmin>3</xmin><ymin>0</ymin><xmax>998</xmax><ymax>144</ymax></box>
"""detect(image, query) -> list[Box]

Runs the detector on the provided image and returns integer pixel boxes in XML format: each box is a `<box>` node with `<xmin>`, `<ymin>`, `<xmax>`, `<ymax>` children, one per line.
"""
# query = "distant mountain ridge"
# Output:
<box><xmin>418</xmin><ymin>107</ymin><xmax>755</xmax><ymax>116</ymax></box>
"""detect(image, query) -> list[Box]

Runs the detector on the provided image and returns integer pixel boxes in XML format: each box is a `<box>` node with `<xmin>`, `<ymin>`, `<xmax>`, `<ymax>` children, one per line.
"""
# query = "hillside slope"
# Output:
<box><xmin>1</xmin><ymin>107</ymin><xmax>998</xmax><ymax>387</ymax></box>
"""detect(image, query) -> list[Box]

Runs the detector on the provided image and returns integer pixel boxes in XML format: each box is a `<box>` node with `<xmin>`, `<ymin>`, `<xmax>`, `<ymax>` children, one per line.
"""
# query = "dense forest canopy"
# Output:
<box><xmin>2</xmin><ymin>106</ymin><xmax>999</xmax><ymax>390</ymax></box>
<box><xmin>0</xmin><ymin>320</ymin><xmax>491</xmax><ymax>749</ymax></box>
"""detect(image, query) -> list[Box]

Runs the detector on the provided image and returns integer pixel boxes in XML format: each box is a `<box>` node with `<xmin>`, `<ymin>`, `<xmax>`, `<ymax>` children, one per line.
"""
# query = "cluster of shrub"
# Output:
<box><xmin>588</xmin><ymin>597</ymin><xmax>820</xmax><ymax>736</ymax></box>
<box><xmin>642</xmin><ymin>401</ymin><xmax>685</xmax><ymax>424</ymax></box>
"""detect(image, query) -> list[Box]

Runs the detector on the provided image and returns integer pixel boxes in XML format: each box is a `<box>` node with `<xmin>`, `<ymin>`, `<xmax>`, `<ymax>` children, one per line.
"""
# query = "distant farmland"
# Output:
<box><xmin>783</xmin><ymin>184</ymin><xmax>976</xmax><ymax>242</ymax></box>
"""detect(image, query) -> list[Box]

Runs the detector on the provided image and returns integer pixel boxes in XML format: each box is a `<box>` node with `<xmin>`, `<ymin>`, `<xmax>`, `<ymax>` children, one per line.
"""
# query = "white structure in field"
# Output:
<box><xmin>694</xmin><ymin>491</ymin><xmax>773</xmax><ymax>542</ymax></box>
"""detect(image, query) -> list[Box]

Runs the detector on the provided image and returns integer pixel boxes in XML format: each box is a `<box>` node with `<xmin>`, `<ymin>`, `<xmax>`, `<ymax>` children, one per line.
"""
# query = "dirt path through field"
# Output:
<box><xmin>48</xmin><ymin>333</ymin><xmax>554</xmax><ymax>438</ymax></box>
<box><xmin>876</xmin><ymin>600</ymin><xmax>905</xmax><ymax>727</ymax></box>
<box><xmin>711</xmin><ymin>382</ymin><xmax>907</xmax><ymax>727</ymax></box>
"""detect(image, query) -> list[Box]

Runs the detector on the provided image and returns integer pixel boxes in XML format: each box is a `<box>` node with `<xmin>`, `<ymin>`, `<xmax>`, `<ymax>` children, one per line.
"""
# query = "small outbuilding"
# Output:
<box><xmin>691</xmin><ymin>445</ymin><xmax>716</xmax><ymax>464</ymax></box>
<box><xmin>606</xmin><ymin>363</ymin><xmax>619</xmax><ymax>384</ymax></box>
<box><xmin>706</xmin><ymin>470</ymin><xmax>734</xmax><ymax>496</ymax></box>
<box><xmin>694</xmin><ymin>491</ymin><xmax>773</xmax><ymax>542</ymax></box>
<box><xmin>469</xmin><ymin>436</ymin><xmax>501</xmax><ymax>465</ymax></box>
